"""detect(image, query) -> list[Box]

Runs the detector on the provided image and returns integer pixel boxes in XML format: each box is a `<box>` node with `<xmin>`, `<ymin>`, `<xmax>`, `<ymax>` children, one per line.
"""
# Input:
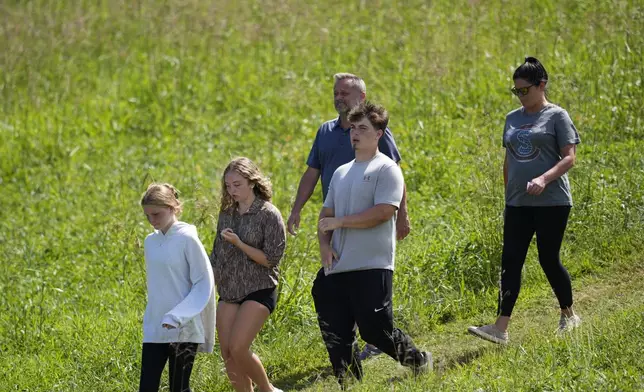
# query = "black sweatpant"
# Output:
<box><xmin>138</xmin><ymin>342</ymin><xmax>198</xmax><ymax>392</ymax></box>
<box><xmin>498</xmin><ymin>206</ymin><xmax>573</xmax><ymax>317</ymax></box>
<box><xmin>312</xmin><ymin>268</ymin><xmax>424</xmax><ymax>383</ymax></box>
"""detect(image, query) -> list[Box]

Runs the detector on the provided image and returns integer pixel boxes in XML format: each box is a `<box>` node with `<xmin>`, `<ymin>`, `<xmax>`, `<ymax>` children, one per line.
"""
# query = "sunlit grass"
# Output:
<box><xmin>1</xmin><ymin>0</ymin><xmax>643</xmax><ymax>390</ymax></box>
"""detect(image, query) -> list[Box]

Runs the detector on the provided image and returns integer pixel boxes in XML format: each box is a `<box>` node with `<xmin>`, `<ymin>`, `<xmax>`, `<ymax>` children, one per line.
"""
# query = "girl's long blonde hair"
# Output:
<box><xmin>220</xmin><ymin>157</ymin><xmax>272</xmax><ymax>213</ymax></box>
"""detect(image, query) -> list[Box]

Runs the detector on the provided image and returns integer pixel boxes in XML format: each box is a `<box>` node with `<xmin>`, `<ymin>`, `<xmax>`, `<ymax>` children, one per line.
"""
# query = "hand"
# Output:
<box><xmin>162</xmin><ymin>323</ymin><xmax>176</xmax><ymax>330</ymax></box>
<box><xmin>526</xmin><ymin>176</ymin><xmax>547</xmax><ymax>195</ymax></box>
<box><xmin>396</xmin><ymin>211</ymin><xmax>411</xmax><ymax>241</ymax></box>
<box><xmin>287</xmin><ymin>211</ymin><xmax>300</xmax><ymax>235</ymax></box>
<box><xmin>320</xmin><ymin>243</ymin><xmax>339</xmax><ymax>270</ymax></box>
<box><xmin>318</xmin><ymin>217</ymin><xmax>342</xmax><ymax>233</ymax></box>
<box><xmin>221</xmin><ymin>228</ymin><xmax>242</xmax><ymax>247</ymax></box>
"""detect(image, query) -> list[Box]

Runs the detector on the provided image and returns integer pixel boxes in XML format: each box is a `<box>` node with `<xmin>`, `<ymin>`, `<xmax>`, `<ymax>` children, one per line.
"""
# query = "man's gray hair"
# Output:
<box><xmin>333</xmin><ymin>73</ymin><xmax>367</xmax><ymax>94</ymax></box>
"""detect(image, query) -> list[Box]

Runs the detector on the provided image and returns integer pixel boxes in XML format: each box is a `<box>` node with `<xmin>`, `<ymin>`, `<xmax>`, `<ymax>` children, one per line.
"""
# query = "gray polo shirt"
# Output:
<box><xmin>322</xmin><ymin>152</ymin><xmax>404</xmax><ymax>275</ymax></box>
<box><xmin>503</xmin><ymin>104</ymin><xmax>581</xmax><ymax>206</ymax></box>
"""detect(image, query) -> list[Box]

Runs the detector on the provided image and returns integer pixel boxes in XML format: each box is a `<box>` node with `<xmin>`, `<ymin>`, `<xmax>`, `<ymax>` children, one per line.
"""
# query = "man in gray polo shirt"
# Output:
<box><xmin>313</xmin><ymin>102</ymin><xmax>430</xmax><ymax>385</ymax></box>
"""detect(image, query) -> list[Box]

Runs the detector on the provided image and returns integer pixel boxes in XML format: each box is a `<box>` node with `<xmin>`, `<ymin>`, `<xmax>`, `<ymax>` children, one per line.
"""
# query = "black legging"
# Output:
<box><xmin>139</xmin><ymin>342</ymin><xmax>198</xmax><ymax>392</ymax></box>
<box><xmin>498</xmin><ymin>206</ymin><xmax>573</xmax><ymax>317</ymax></box>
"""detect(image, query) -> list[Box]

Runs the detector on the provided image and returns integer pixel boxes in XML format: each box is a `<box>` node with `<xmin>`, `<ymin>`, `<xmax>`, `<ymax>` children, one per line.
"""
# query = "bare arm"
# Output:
<box><xmin>527</xmin><ymin>144</ymin><xmax>577</xmax><ymax>195</ymax></box>
<box><xmin>319</xmin><ymin>204</ymin><xmax>397</xmax><ymax>232</ymax></box>
<box><xmin>318</xmin><ymin>207</ymin><xmax>334</xmax><ymax>247</ymax></box>
<box><xmin>542</xmin><ymin>144</ymin><xmax>577</xmax><ymax>183</ymax></box>
<box><xmin>341</xmin><ymin>204</ymin><xmax>397</xmax><ymax>229</ymax></box>
<box><xmin>287</xmin><ymin>167</ymin><xmax>321</xmax><ymax>235</ymax></box>
<box><xmin>396</xmin><ymin>180</ymin><xmax>410</xmax><ymax>241</ymax></box>
<box><xmin>399</xmin><ymin>184</ymin><xmax>408</xmax><ymax>214</ymax></box>
<box><xmin>317</xmin><ymin>207</ymin><xmax>336</xmax><ymax>269</ymax></box>
<box><xmin>320</xmin><ymin>164</ymin><xmax>402</xmax><ymax>232</ymax></box>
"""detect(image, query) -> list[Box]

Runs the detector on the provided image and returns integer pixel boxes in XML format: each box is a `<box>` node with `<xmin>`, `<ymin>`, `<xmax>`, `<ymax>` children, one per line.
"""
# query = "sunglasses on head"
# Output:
<box><xmin>510</xmin><ymin>83</ymin><xmax>539</xmax><ymax>97</ymax></box>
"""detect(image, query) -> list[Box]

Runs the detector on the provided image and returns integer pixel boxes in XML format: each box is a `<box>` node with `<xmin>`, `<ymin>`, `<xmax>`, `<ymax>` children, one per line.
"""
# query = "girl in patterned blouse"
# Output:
<box><xmin>211</xmin><ymin>157</ymin><xmax>286</xmax><ymax>392</ymax></box>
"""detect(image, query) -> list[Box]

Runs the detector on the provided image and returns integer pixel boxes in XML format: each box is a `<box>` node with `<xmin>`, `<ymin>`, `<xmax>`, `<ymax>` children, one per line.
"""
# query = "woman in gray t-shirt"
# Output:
<box><xmin>468</xmin><ymin>57</ymin><xmax>581</xmax><ymax>345</ymax></box>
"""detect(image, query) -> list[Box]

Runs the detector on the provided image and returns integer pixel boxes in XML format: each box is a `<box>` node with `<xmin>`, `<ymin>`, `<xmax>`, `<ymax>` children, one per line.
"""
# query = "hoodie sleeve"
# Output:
<box><xmin>162</xmin><ymin>228</ymin><xmax>215</xmax><ymax>328</ymax></box>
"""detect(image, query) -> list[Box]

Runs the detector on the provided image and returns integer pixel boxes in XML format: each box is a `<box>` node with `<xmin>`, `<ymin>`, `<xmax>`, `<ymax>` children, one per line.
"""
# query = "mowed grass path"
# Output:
<box><xmin>296</xmin><ymin>264</ymin><xmax>644</xmax><ymax>391</ymax></box>
<box><xmin>1</xmin><ymin>0</ymin><xmax>643</xmax><ymax>391</ymax></box>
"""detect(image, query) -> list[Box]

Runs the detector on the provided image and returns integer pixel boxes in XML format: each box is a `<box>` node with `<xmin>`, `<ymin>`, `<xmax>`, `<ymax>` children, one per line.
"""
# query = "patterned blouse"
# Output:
<box><xmin>211</xmin><ymin>197</ymin><xmax>286</xmax><ymax>302</ymax></box>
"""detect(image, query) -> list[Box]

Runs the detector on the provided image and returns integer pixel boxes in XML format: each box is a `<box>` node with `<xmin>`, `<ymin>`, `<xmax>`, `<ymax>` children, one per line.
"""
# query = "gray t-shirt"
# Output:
<box><xmin>503</xmin><ymin>104</ymin><xmax>581</xmax><ymax>207</ymax></box>
<box><xmin>323</xmin><ymin>152</ymin><xmax>403</xmax><ymax>275</ymax></box>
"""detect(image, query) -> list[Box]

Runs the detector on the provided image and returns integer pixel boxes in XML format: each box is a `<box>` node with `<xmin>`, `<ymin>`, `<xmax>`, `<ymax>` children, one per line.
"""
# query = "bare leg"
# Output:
<box><xmin>561</xmin><ymin>306</ymin><xmax>575</xmax><ymax>317</ymax></box>
<box><xmin>495</xmin><ymin>315</ymin><xmax>510</xmax><ymax>332</ymax></box>
<box><xmin>217</xmin><ymin>302</ymin><xmax>253</xmax><ymax>392</ymax></box>
<box><xmin>229</xmin><ymin>301</ymin><xmax>275</xmax><ymax>392</ymax></box>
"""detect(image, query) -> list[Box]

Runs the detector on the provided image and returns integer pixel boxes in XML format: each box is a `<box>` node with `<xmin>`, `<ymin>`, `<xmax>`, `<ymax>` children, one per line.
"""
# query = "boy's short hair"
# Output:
<box><xmin>348</xmin><ymin>101</ymin><xmax>388</xmax><ymax>131</ymax></box>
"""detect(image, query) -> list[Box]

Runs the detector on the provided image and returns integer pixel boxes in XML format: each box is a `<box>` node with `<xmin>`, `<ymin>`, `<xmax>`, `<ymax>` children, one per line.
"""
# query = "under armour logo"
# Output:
<box><xmin>363</xmin><ymin>175</ymin><xmax>371</xmax><ymax>181</ymax></box>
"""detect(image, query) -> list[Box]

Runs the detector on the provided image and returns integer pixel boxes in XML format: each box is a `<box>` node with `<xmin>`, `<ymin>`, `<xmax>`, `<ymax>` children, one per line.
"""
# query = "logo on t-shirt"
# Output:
<box><xmin>507</xmin><ymin>124</ymin><xmax>541</xmax><ymax>162</ymax></box>
<box><xmin>363</xmin><ymin>175</ymin><xmax>372</xmax><ymax>182</ymax></box>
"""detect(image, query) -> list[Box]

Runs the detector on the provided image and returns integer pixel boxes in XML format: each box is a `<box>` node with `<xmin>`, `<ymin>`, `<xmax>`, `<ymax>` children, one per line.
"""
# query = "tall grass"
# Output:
<box><xmin>1</xmin><ymin>0</ymin><xmax>643</xmax><ymax>390</ymax></box>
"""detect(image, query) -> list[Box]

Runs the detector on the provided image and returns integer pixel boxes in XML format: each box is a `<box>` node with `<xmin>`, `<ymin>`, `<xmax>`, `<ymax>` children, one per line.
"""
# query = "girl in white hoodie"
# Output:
<box><xmin>139</xmin><ymin>183</ymin><xmax>216</xmax><ymax>392</ymax></box>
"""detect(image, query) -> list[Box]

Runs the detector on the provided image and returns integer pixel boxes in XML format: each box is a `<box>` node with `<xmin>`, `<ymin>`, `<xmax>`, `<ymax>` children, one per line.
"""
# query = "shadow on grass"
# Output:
<box><xmin>273</xmin><ymin>345</ymin><xmax>503</xmax><ymax>389</ymax></box>
<box><xmin>384</xmin><ymin>345</ymin><xmax>502</xmax><ymax>384</ymax></box>
<box><xmin>273</xmin><ymin>365</ymin><xmax>334</xmax><ymax>391</ymax></box>
<box><xmin>436</xmin><ymin>345</ymin><xmax>500</xmax><ymax>371</ymax></box>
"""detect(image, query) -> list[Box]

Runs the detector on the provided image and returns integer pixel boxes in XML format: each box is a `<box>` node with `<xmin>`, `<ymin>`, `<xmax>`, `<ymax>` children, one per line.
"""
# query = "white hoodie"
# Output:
<box><xmin>143</xmin><ymin>221</ymin><xmax>216</xmax><ymax>353</ymax></box>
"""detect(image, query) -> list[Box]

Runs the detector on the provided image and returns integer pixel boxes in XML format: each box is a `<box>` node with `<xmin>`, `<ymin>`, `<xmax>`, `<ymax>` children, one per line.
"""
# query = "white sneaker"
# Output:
<box><xmin>468</xmin><ymin>324</ymin><xmax>509</xmax><ymax>345</ymax></box>
<box><xmin>557</xmin><ymin>314</ymin><xmax>581</xmax><ymax>333</ymax></box>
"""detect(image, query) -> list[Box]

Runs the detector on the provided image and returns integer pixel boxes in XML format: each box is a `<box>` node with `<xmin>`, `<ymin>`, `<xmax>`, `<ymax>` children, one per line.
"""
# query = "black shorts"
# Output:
<box><xmin>220</xmin><ymin>287</ymin><xmax>278</xmax><ymax>314</ymax></box>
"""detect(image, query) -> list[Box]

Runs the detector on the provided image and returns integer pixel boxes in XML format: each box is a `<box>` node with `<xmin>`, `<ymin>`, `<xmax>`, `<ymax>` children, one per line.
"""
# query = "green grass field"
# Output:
<box><xmin>1</xmin><ymin>0</ymin><xmax>643</xmax><ymax>390</ymax></box>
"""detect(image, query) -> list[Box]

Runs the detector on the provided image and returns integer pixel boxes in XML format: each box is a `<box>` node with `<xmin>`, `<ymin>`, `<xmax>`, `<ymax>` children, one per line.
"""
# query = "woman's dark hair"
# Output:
<box><xmin>513</xmin><ymin>57</ymin><xmax>548</xmax><ymax>86</ymax></box>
